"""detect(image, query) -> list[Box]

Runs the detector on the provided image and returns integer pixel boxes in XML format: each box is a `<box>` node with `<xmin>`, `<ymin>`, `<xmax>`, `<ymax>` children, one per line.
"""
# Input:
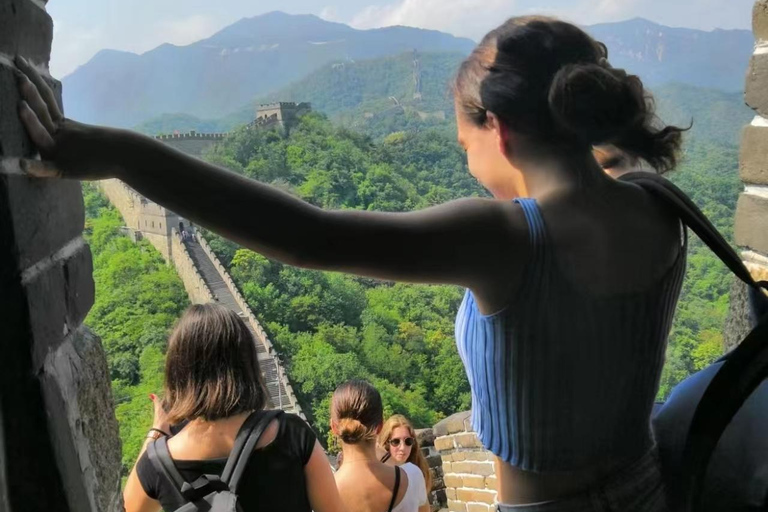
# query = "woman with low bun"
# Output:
<box><xmin>19</xmin><ymin>14</ymin><xmax>688</xmax><ymax>512</ymax></box>
<box><xmin>332</xmin><ymin>381</ymin><xmax>428</xmax><ymax>512</ymax></box>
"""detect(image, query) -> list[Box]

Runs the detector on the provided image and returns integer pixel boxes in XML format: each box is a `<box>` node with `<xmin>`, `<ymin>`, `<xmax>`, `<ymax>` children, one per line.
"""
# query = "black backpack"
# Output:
<box><xmin>147</xmin><ymin>409</ymin><xmax>283</xmax><ymax>512</ymax></box>
<box><xmin>621</xmin><ymin>172</ymin><xmax>768</xmax><ymax>512</ymax></box>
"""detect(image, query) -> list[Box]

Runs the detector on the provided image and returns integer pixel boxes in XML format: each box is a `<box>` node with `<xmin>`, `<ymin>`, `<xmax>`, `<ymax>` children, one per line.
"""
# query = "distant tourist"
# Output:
<box><xmin>379</xmin><ymin>415</ymin><xmax>432</xmax><ymax>512</ymax></box>
<box><xmin>332</xmin><ymin>380</ymin><xmax>429</xmax><ymax>512</ymax></box>
<box><xmin>18</xmin><ymin>15</ymin><xmax>689</xmax><ymax>510</ymax></box>
<box><xmin>121</xmin><ymin>303</ymin><xmax>344</xmax><ymax>512</ymax></box>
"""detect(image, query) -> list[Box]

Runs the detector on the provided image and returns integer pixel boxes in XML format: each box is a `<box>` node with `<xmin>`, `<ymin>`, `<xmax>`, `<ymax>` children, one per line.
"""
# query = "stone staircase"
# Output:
<box><xmin>183</xmin><ymin>237</ymin><xmax>301</xmax><ymax>415</ymax></box>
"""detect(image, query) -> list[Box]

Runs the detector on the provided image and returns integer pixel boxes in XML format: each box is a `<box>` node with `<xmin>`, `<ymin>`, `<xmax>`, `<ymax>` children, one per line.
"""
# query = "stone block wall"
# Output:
<box><xmin>433</xmin><ymin>412</ymin><xmax>497</xmax><ymax>512</ymax></box>
<box><xmin>727</xmin><ymin>0</ymin><xmax>768</xmax><ymax>351</ymax></box>
<box><xmin>0</xmin><ymin>0</ymin><xmax>122</xmax><ymax>510</ymax></box>
<box><xmin>155</xmin><ymin>132</ymin><xmax>225</xmax><ymax>158</ymax></box>
<box><xmin>415</xmin><ymin>428</ymin><xmax>448</xmax><ymax>511</ymax></box>
<box><xmin>170</xmin><ymin>230</ymin><xmax>215</xmax><ymax>304</ymax></box>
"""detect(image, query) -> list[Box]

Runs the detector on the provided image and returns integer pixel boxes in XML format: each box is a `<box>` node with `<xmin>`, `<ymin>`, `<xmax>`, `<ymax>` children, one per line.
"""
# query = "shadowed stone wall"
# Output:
<box><xmin>727</xmin><ymin>0</ymin><xmax>768</xmax><ymax>351</ymax></box>
<box><xmin>0</xmin><ymin>0</ymin><xmax>122</xmax><ymax>510</ymax></box>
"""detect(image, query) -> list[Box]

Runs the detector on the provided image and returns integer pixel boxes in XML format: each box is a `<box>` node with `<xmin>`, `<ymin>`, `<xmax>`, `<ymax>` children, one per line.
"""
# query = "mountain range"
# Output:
<box><xmin>63</xmin><ymin>12</ymin><xmax>755</xmax><ymax>129</ymax></box>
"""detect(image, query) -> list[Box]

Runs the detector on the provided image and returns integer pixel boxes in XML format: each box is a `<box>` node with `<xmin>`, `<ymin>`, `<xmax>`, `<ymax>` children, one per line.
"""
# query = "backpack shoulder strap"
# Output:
<box><xmin>387</xmin><ymin>466</ymin><xmax>401</xmax><ymax>512</ymax></box>
<box><xmin>621</xmin><ymin>171</ymin><xmax>768</xmax><ymax>512</ymax></box>
<box><xmin>221</xmin><ymin>409</ymin><xmax>284</xmax><ymax>492</ymax></box>
<box><xmin>620</xmin><ymin>172</ymin><xmax>768</xmax><ymax>290</ymax></box>
<box><xmin>146</xmin><ymin>436</ymin><xmax>187</xmax><ymax>504</ymax></box>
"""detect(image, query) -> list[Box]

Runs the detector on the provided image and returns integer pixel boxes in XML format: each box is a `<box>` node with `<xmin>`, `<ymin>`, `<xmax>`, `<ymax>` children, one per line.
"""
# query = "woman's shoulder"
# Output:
<box><xmin>401</xmin><ymin>463</ymin><xmax>425</xmax><ymax>484</ymax></box>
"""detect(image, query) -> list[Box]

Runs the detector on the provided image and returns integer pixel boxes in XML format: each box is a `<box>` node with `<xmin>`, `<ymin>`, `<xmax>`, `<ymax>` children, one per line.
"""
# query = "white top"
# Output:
<box><xmin>391</xmin><ymin>462</ymin><xmax>428</xmax><ymax>512</ymax></box>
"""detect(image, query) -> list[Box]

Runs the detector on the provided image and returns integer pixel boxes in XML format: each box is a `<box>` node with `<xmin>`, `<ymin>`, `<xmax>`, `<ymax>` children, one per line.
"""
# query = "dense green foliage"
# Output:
<box><xmin>82</xmin><ymin>184</ymin><xmax>189</xmax><ymax>473</ymax></box>
<box><xmin>659</xmin><ymin>141</ymin><xmax>742</xmax><ymax>397</ymax></box>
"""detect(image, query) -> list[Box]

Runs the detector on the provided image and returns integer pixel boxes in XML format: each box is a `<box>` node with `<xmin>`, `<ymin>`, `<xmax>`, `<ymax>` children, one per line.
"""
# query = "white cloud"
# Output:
<box><xmin>156</xmin><ymin>15</ymin><xmax>220</xmax><ymax>47</ymax></box>
<box><xmin>350</xmin><ymin>0</ymin><xmax>515</xmax><ymax>40</ymax></box>
<box><xmin>320</xmin><ymin>5</ymin><xmax>341</xmax><ymax>21</ymax></box>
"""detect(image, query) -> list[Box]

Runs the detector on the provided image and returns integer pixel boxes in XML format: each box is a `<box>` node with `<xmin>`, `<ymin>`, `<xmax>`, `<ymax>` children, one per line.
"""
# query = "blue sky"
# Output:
<box><xmin>48</xmin><ymin>0</ymin><xmax>756</xmax><ymax>78</ymax></box>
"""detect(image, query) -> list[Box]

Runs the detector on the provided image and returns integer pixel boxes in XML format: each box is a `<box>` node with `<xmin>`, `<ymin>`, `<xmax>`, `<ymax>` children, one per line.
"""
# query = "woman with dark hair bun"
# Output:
<box><xmin>18</xmin><ymin>14</ymin><xmax>688</xmax><ymax>511</ymax></box>
<box><xmin>331</xmin><ymin>381</ymin><xmax>428</xmax><ymax>512</ymax></box>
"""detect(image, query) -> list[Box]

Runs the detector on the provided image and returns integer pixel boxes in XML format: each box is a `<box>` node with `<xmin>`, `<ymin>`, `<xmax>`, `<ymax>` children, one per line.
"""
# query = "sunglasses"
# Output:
<box><xmin>389</xmin><ymin>437</ymin><xmax>414</xmax><ymax>447</ymax></box>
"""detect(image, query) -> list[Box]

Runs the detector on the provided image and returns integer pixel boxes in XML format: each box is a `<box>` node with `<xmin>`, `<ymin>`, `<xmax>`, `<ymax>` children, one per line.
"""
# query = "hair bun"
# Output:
<box><xmin>548</xmin><ymin>63</ymin><xmax>646</xmax><ymax>145</ymax></box>
<box><xmin>337</xmin><ymin>417</ymin><xmax>373</xmax><ymax>444</ymax></box>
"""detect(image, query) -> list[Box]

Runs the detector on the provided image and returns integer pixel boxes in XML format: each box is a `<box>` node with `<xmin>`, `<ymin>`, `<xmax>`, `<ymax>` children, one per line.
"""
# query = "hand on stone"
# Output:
<box><xmin>14</xmin><ymin>55</ymin><xmax>118</xmax><ymax>181</ymax></box>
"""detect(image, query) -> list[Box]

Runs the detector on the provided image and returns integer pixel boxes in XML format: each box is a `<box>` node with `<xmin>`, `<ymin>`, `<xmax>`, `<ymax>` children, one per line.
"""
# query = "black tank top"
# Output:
<box><xmin>136</xmin><ymin>413</ymin><xmax>317</xmax><ymax>511</ymax></box>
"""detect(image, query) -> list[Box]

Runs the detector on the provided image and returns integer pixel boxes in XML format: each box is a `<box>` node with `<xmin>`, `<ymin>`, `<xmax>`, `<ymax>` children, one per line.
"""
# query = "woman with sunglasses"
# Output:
<box><xmin>379</xmin><ymin>414</ymin><xmax>432</xmax><ymax>512</ymax></box>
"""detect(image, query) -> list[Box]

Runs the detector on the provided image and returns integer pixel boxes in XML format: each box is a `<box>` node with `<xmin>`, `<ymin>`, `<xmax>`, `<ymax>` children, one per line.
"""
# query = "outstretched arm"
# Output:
<box><xmin>15</xmin><ymin>57</ymin><xmax>522</xmax><ymax>289</ymax></box>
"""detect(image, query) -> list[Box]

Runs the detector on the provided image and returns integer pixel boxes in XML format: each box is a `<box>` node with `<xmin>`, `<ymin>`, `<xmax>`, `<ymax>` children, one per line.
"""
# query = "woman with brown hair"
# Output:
<box><xmin>332</xmin><ymin>381</ymin><xmax>429</xmax><ymax>512</ymax></box>
<box><xmin>121</xmin><ymin>303</ymin><xmax>345</xmax><ymax>512</ymax></box>
<box><xmin>379</xmin><ymin>414</ymin><xmax>432</xmax><ymax>507</ymax></box>
<box><xmin>18</xmin><ymin>13</ymin><xmax>687</xmax><ymax>510</ymax></box>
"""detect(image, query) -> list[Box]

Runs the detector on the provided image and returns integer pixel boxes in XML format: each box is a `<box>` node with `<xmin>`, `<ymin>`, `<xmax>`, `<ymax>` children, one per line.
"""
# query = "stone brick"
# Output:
<box><xmin>451</xmin><ymin>461</ymin><xmax>474</xmax><ymax>474</ymax></box>
<box><xmin>434</xmin><ymin>411</ymin><xmax>471</xmax><ymax>436</ymax></box>
<box><xmin>5</xmin><ymin>175</ymin><xmax>85</xmax><ymax>271</ymax></box>
<box><xmin>452</xmin><ymin>451</ymin><xmax>467</xmax><ymax>461</ymax></box>
<box><xmin>465</xmin><ymin>451</ymin><xmax>490</xmax><ymax>461</ymax></box>
<box><xmin>442</xmin><ymin>462</ymin><xmax>453</xmax><ymax>473</ymax></box>
<box><xmin>416</xmin><ymin>428</ymin><xmax>436</xmax><ymax>447</ymax></box>
<box><xmin>467</xmin><ymin>504</ymin><xmax>494</xmax><ymax>512</ymax></box>
<box><xmin>446</xmin><ymin>488</ymin><xmax>457</xmax><ymax>500</ymax></box>
<box><xmin>448</xmin><ymin>500</ymin><xmax>467</xmax><ymax>512</ymax></box>
<box><xmin>42</xmin><ymin>327</ymin><xmax>123</xmax><ymax>511</ymax></box>
<box><xmin>462</xmin><ymin>474</ymin><xmax>486</xmax><ymax>489</ymax></box>
<box><xmin>435</xmin><ymin>436</ymin><xmax>455</xmax><ymax>452</ymax></box>
<box><xmin>444</xmin><ymin>475</ymin><xmax>463</xmax><ymax>488</ymax></box>
<box><xmin>0</xmin><ymin>62</ymin><xmax>63</xmax><ymax>158</ymax></box>
<box><xmin>755</xmin><ymin>0</ymin><xmax>768</xmax><ymax>41</ymax></box>
<box><xmin>740</xmin><ymin>125</ymin><xmax>768</xmax><ymax>185</ymax></box>
<box><xmin>473</xmin><ymin>462</ymin><xmax>495</xmax><ymax>477</ymax></box>
<box><xmin>428</xmin><ymin>454</ymin><xmax>443</xmax><ymax>468</ymax></box>
<box><xmin>746</xmin><ymin>54</ymin><xmax>768</xmax><ymax>117</ymax></box>
<box><xmin>735</xmin><ymin>193</ymin><xmax>768</xmax><ymax>255</ymax></box>
<box><xmin>25</xmin><ymin>240</ymin><xmax>94</xmax><ymax>370</ymax></box>
<box><xmin>0</xmin><ymin>0</ymin><xmax>53</xmax><ymax>66</ymax></box>
<box><xmin>441</xmin><ymin>452</ymin><xmax>454</xmax><ymax>462</ymax></box>
<box><xmin>485</xmin><ymin>476</ymin><xmax>497</xmax><ymax>491</ymax></box>
<box><xmin>457</xmin><ymin>489</ymin><xmax>497</xmax><ymax>505</ymax></box>
<box><xmin>455</xmin><ymin>433</ymin><xmax>482</xmax><ymax>449</ymax></box>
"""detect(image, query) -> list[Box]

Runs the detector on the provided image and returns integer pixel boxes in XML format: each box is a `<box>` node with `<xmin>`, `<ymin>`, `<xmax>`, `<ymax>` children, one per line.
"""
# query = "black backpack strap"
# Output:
<box><xmin>146</xmin><ymin>436</ymin><xmax>187</xmax><ymax>504</ymax></box>
<box><xmin>387</xmin><ymin>466</ymin><xmax>401</xmax><ymax>512</ymax></box>
<box><xmin>221</xmin><ymin>409</ymin><xmax>283</xmax><ymax>492</ymax></box>
<box><xmin>621</xmin><ymin>172</ymin><xmax>768</xmax><ymax>511</ymax></box>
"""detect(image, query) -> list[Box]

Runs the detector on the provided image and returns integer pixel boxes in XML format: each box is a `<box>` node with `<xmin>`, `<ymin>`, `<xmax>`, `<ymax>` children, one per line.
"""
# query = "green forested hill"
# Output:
<box><xmin>136</xmin><ymin>51</ymin><xmax>752</xmax><ymax>150</ymax></box>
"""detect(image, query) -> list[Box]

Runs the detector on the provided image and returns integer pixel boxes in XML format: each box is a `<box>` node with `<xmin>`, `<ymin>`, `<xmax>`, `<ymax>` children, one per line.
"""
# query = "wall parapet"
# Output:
<box><xmin>169</xmin><ymin>229</ymin><xmax>215</xmax><ymax>304</ymax></box>
<box><xmin>433</xmin><ymin>412</ymin><xmax>497</xmax><ymax>512</ymax></box>
<box><xmin>155</xmin><ymin>131</ymin><xmax>226</xmax><ymax>141</ymax></box>
<box><xmin>197</xmin><ymin>236</ymin><xmax>304</xmax><ymax>417</ymax></box>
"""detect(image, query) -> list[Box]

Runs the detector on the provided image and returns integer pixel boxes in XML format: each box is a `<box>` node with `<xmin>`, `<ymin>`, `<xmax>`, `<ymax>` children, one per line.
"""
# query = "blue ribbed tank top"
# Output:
<box><xmin>455</xmin><ymin>198</ymin><xmax>686</xmax><ymax>472</ymax></box>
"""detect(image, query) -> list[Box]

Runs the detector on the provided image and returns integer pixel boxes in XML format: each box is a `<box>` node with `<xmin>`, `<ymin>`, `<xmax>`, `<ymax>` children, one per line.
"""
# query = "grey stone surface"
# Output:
<box><xmin>723</xmin><ymin>278</ymin><xmax>753</xmax><ymax>353</ymax></box>
<box><xmin>740</xmin><ymin>125</ymin><xmax>768</xmax><ymax>185</ymax></box>
<box><xmin>746</xmin><ymin>53</ymin><xmax>768</xmax><ymax>117</ymax></box>
<box><xmin>416</xmin><ymin>427</ymin><xmax>436</xmax><ymax>447</ymax></box>
<box><xmin>7</xmin><ymin>175</ymin><xmax>85</xmax><ymax>271</ymax></box>
<box><xmin>0</xmin><ymin>0</ymin><xmax>53</xmax><ymax>66</ymax></box>
<box><xmin>433</xmin><ymin>410</ymin><xmax>471</xmax><ymax>437</ymax></box>
<box><xmin>43</xmin><ymin>327</ymin><xmax>123</xmax><ymax>512</ymax></box>
<box><xmin>0</xmin><ymin>62</ymin><xmax>62</xmax><ymax>157</ymax></box>
<box><xmin>735</xmin><ymin>193</ymin><xmax>768</xmax><ymax>254</ymax></box>
<box><xmin>755</xmin><ymin>0</ymin><xmax>768</xmax><ymax>41</ymax></box>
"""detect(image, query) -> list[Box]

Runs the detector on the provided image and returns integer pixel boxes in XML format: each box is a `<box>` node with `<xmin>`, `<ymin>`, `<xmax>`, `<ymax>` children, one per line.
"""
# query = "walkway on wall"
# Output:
<box><xmin>183</xmin><ymin>237</ymin><xmax>300</xmax><ymax>415</ymax></box>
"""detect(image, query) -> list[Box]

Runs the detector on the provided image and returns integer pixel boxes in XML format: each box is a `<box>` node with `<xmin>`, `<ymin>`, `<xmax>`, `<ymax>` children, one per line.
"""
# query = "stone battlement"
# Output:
<box><xmin>155</xmin><ymin>131</ymin><xmax>227</xmax><ymax>141</ymax></box>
